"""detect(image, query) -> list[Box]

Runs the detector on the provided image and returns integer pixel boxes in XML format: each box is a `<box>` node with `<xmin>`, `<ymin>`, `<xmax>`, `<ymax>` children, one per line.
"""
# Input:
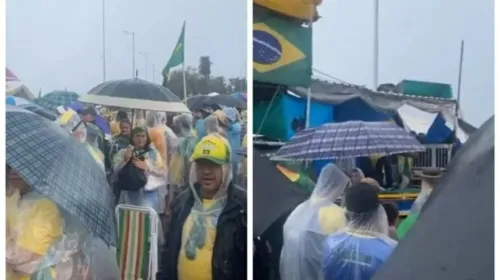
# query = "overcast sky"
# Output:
<box><xmin>314</xmin><ymin>0</ymin><xmax>493</xmax><ymax>126</ymax></box>
<box><xmin>6</xmin><ymin>0</ymin><xmax>246</xmax><ymax>94</ymax></box>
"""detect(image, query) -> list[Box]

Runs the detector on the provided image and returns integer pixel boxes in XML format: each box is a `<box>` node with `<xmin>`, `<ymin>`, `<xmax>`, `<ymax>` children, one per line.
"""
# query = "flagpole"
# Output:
<box><xmin>373</xmin><ymin>0</ymin><xmax>379</xmax><ymax>90</ymax></box>
<box><xmin>305</xmin><ymin>18</ymin><xmax>313</xmax><ymax>128</ymax></box>
<box><xmin>182</xmin><ymin>22</ymin><xmax>187</xmax><ymax>101</ymax></box>
<box><xmin>102</xmin><ymin>0</ymin><xmax>106</xmax><ymax>82</ymax></box>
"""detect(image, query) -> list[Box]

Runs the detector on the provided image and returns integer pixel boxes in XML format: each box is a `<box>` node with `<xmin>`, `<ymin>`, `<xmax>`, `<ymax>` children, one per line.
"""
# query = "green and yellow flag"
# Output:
<box><xmin>162</xmin><ymin>21</ymin><xmax>185</xmax><ymax>86</ymax></box>
<box><xmin>253</xmin><ymin>15</ymin><xmax>312</xmax><ymax>87</ymax></box>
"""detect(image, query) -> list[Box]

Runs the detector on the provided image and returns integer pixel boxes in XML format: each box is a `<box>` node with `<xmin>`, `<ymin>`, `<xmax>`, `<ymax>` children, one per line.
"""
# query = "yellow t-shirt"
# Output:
<box><xmin>317</xmin><ymin>204</ymin><xmax>346</xmax><ymax>234</ymax></box>
<box><xmin>6</xmin><ymin>195</ymin><xmax>63</xmax><ymax>280</ymax></box>
<box><xmin>178</xmin><ymin>200</ymin><xmax>217</xmax><ymax>280</ymax></box>
<box><xmin>110</xmin><ymin>120</ymin><xmax>121</xmax><ymax>137</ymax></box>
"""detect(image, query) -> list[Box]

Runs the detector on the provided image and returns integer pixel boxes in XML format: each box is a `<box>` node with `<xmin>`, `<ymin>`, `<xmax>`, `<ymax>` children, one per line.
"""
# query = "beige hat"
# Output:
<box><xmin>212</xmin><ymin>110</ymin><xmax>230</xmax><ymax>127</ymax></box>
<box><xmin>414</xmin><ymin>167</ymin><xmax>443</xmax><ymax>179</ymax></box>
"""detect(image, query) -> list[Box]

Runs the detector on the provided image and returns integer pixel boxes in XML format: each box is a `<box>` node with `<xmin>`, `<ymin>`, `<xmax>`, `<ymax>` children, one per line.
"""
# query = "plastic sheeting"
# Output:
<box><xmin>6</xmin><ymin>190</ymin><xmax>115</xmax><ymax>279</ymax></box>
<box><xmin>290</xmin><ymin>81</ymin><xmax>457</xmax><ymax>119</ymax></box>
<box><xmin>280</xmin><ymin>164</ymin><xmax>349</xmax><ymax>280</ymax></box>
<box><xmin>373</xmin><ymin>116</ymin><xmax>494</xmax><ymax>280</ymax></box>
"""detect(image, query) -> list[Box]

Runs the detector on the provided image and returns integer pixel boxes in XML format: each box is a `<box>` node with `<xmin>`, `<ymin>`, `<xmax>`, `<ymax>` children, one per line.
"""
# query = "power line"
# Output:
<box><xmin>312</xmin><ymin>68</ymin><xmax>357</xmax><ymax>86</ymax></box>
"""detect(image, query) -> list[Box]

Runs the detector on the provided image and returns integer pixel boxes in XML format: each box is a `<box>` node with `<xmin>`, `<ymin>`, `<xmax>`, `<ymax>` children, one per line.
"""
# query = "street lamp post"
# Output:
<box><xmin>123</xmin><ymin>30</ymin><xmax>135</xmax><ymax>78</ymax></box>
<box><xmin>102</xmin><ymin>0</ymin><xmax>106</xmax><ymax>82</ymax></box>
<box><xmin>139</xmin><ymin>52</ymin><xmax>149</xmax><ymax>80</ymax></box>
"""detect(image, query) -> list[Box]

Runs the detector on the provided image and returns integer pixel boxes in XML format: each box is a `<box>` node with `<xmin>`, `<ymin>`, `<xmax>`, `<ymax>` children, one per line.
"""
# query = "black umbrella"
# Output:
<box><xmin>204</xmin><ymin>94</ymin><xmax>246</xmax><ymax>109</ymax></box>
<box><xmin>253</xmin><ymin>149</ymin><xmax>309</xmax><ymax>237</ymax></box>
<box><xmin>186</xmin><ymin>94</ymin><xmax>209</xmax><ymax>111</ymax></box>
<box><xmin>79</xmin><ymin>78</ymin><xmax>189</xmax><ymax>113</ymax></box>
<box><xmin>373</xmin><ymin>116</ymin><xmax>494</xmax><ymax>280</ymax></box>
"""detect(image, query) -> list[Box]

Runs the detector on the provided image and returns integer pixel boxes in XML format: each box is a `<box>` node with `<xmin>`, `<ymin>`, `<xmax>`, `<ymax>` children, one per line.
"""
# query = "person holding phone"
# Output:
<box><xmin>112</xmin><ymin>126</ymin><xmax>167</xmax><ymax>211</ymax></box>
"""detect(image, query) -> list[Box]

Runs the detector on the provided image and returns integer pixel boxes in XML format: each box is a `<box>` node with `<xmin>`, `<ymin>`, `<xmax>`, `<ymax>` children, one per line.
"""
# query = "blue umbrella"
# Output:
<box><xmin>67</xmin><ymin>102</ymin><xmax>111</xmax><ymax>134</ymax></box>
<box><xmin>6</xmin><ymin>106</ymin><xmax>115</xmax><ymax>244</ymax></box>
<box><xmin>273</xmin><ymin>121</ymin><xmax>425</xmax><ymax>161</ymax></box>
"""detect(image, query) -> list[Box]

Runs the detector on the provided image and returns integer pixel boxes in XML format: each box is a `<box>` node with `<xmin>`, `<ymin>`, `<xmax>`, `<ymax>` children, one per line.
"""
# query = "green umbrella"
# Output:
<box><xmin>396</xmin><ymin>212</ymin><xmax>420</xmax><ymax>239</ymax></box>
<box><xmin>35</xmin><ymin>90</ymin><xmax>79</xmax><ymax>113</ymax></box>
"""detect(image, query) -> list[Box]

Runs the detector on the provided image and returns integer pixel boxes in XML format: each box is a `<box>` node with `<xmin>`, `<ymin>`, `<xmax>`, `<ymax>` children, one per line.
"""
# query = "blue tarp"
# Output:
<box><xmin>281</xmin><ymin>94</ymin><xmax>306</xmax><ymax>140</ymax></box>
<box><xmin>334</xmin><ymin>98</ymin><xmax>390</xmax><ymax>122</ymax></box>
<box><xmin>425</xmin><ymin>114</ymin><xmax>453</xmax><ymax>143</ymax></box>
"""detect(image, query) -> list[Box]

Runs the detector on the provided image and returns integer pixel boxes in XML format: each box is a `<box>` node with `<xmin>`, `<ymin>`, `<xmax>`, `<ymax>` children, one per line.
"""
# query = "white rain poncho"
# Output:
<box><xmin>169</xmin><ymin>114</ymin><xmax>196</xmax><ymax>187</ymax></box>
<box><xmin>323</xmin><ymin>183</ymin><xmax>397</xmax><ymax>280</ymax></box>
<box><xmin>204</xmin><ymin>115</ymin><xmax>222</xmax><ymax>135</ymax></box>
<box><xmin>181</xmin><ymin>145</ymin><xmax>233</xmax><ymax>260</ymax></box>
<box><xmin>204</xmin><ymin>115</ymin><xmax>230</xmax><ymax>147</ymax></box>
<box><xmin>6</xmin><ymin>188</ymin><xmax>119</xmax><ymax>279</ymax></box>
<box><xmin>280</xmin><ymin>163</ymin><xmax>350</xmax><ymax>280</ymax></box>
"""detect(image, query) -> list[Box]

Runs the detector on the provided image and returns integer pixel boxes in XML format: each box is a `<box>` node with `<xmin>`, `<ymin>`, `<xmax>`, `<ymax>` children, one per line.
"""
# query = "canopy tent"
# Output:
<box><xmin>254</xmin><ymin>81</ymin><xmax>474</xmax><ymax>143</ymax></box>
<box><xmin>373</xmin><ymin>116</ymin><xmax>494</xmax><ymax>280</ymax></box>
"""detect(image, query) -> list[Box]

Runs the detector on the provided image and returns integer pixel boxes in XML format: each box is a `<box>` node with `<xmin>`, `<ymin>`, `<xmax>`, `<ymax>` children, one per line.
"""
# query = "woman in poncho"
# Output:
<box><xmin>113</xmin><ymin>126</ymin><xmax>167</xmax><ymax>212</ymax></box>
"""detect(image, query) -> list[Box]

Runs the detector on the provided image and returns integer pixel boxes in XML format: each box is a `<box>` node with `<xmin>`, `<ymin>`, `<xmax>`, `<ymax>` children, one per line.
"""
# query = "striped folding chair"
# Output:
<box><xmin>116</xmin><ymin>205</ymin><xmax>159</xmax><ymax>280</ymax></box>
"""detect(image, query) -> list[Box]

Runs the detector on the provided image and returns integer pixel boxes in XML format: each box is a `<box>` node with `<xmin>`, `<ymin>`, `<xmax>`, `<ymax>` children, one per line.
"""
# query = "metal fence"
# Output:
<box><xmin>413</xmin><ymin>144</ymin><xmax>453</xmax><ymax>169</ymax></box>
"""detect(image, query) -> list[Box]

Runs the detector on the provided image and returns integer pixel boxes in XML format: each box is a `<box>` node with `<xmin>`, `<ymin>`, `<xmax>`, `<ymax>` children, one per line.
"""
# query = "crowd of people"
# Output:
<box><xmin>6</xmin><ymin>103</ymin><xmax>248</xmax><ymax>280</ymax></box>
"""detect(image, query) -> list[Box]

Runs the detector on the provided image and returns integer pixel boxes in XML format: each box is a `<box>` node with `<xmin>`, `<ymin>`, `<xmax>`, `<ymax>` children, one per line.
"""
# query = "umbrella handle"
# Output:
<box><xmin>72</xmin><ymin>120</ymin><xmax>83</xmax><ymax>132</ymax></box>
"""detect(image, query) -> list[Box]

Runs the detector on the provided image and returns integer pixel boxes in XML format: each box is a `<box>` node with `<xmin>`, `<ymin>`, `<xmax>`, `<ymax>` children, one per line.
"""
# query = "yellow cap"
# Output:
<box><xmin>191</xmin><ymin>134</ymin><xmax>230</xmax><ymax>164</ymax></box>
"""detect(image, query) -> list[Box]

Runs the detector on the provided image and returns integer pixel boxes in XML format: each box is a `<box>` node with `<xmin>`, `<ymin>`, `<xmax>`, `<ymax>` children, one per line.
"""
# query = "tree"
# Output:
<box><xmin>198</xmin><ymin>56</ymin><xmax>212</xmax><ymax>93</ymax></box>
<box><xmin>165</xmin><ymin>67</ymin><xmax>241</xmax><ymax>99</ymax></box>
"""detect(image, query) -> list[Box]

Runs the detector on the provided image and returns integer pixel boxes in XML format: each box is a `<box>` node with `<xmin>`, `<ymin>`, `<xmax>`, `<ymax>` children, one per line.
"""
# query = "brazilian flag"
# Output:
<box><xmin>162</xmin><ymin>21</ymin><xmax>185</xmax><ymax>86</ymax></box>
<box><xmin>253</xmin><ymin>15</ymin><xmax>313</xmax><ymax>87</ymax></box>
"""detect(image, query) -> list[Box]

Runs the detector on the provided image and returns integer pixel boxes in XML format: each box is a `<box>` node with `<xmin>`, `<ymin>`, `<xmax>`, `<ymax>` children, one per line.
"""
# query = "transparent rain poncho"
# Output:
<box><xmin>181</xmin><ymin>144</ymin><xmax>233</xmax><ymax>260</ymax></box>
<box><xmin>280</xmin><ymin>163</ymin><xmax>350</xmax><ymax>280</ymax></box>
<box><xmin>169</xmin><ymin>114</ymin><xmax>197</xmax><ymax>187</ymax></box>
<box><xmin>323</xmin><ymin>190</ymin><xmax>397</xmax><ymax>280</ymax></box>
<box><xmin>146</xmin><ymin>111</ymin><xmax>168</xmax><ymax>166</ymax></box>
<box><xmin>54</xmin><ymin>109</ymin><xmax>105</xmax><ymax>171</ymax></box>
<box><xmin>204</xmin><ymin>115</ymin><xmax>230</xmax><ymax>148</ymax></box>
<box><xmin>6</xmin><ymin>188</ymin><xmax>119</xmax><ymax>279</ymax></box>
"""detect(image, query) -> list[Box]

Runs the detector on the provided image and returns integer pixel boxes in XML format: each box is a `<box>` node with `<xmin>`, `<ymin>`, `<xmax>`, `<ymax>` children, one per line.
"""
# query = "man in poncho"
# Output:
<box><xmin>280</xmin><ymin>163</ymin><xmax>350</xmax><ymax>280</ymax></box>
<box><xmin>158</xmin><ymin>134</ymin><xmax>247</xmax><ymax>280</ymax></box>
<box><xmin>323</xmin><ymin>183</ymin><xmax>397</xmax><ymax>280</ymax></box>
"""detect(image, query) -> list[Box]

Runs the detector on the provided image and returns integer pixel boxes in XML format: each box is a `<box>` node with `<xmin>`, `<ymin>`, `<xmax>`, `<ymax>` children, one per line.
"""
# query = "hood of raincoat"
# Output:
<box><xmin>204</xmin><ymin>115</ymin><xmax>227</xmax><ymax>137</ymax></box>
<box><xmin>323</xmin><ymin>183</ymin><xmax>397</xmax><ymax>280</ymax></box>
<box><xmin>280</xmin><ymin>163</ymin><xmax>350</xmax><ymax>280</ymax></box>
<box><xmin>174</xmin><ymin>113</ymin><xmax>194</xmax><ymax>138</ymax></box>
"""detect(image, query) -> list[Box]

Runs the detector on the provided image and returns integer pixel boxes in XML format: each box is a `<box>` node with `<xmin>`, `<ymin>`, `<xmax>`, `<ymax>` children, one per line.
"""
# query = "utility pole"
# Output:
<box><xmin>123</xmin><ymin>30</ymin><xmax>136</xmax><ymax>78</ymax></box>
